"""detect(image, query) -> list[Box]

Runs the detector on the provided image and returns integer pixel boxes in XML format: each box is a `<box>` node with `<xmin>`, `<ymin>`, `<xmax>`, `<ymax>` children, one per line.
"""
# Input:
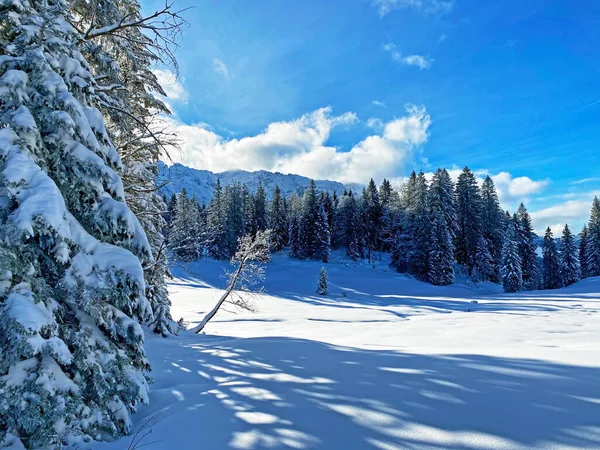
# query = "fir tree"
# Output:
<box><xmin>362</xmin><ymin>179</ymin><xmax>383</xmax><ymax>261</ymax></box>
<box><xmin>253</xmin><ymin>181</ymin><xmax>268</xmax><ymax>234</ymax></box>
<box><xmin>455</xmin><ymin>167</ymin><xmax>483</xmax><ymax>275</ymax></box>
<box><xmin>542</xmin><ymin>227</ymin><xmax>561</xmax><ymax>289</ymax></box>
<box><xmin>559</xmin><ymin>224</ymin><xmax>580</xmax><ymax>287</ymax></box>
<box><xmin>474</xmin><ymin>236</ymin><xmax>495</xmax><ymax>282</ymax></box>
<box><xmin>427</xmin><ymin>169</ymin><xmax>456</xmax><ymax>284</ymax></box>
<box><xmin>317</xmin><ymin>267</ymin><xmax>328</xmax><ymax>295</ymax></box>
<box><xmin>268</xmin><ymin>186</ymin><xmax>288</xmax><ymax>251</ymax></box>
<box><xmin>313</xmin><ymin>204</ymin><xmax>331</xmax><ymax>263</ymax></box>
<box><xmin>501</xmin><ymin>219</ymin><xmax>523</xmax><ymax>293</ymax></box>
<box><xmin>586</xmin><ymin>196</ymin><xmax>600</xmax><ymax>277</ymax></box>
<box><xmin>0</xmin><ymin>1</ymin><xmax>153</xmax><ymax>444</ymax></box>
<box><xmin>480</xmin><ymin>175</ymin><xmax>504</xmax><ymax>282</ymax></box>
<box><xmin>579</xmin><ymin>224</ymin><xmax>590</xmax><ymax>279</ymax></box>
<box><xmin>169</xmin><ymin>189</ymin><xmax>202</xmax><ymax>261</ymax></box>
<box><xmin>408</xmin><ymin>172</ymin><xmax>429</xmax><ymax>280</ymax></box>
<box><xmin>516</xmin><ymin>203</ymin><xmax>539</xmax><ymax>290</ymax></box>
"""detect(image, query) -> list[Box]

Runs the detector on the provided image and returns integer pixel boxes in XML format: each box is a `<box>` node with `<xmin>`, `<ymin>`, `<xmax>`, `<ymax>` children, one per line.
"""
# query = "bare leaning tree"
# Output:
<box><xmin>191</xmin><ymin>230</ymin><xmax>272</xmax><ymax>334</ymax></box>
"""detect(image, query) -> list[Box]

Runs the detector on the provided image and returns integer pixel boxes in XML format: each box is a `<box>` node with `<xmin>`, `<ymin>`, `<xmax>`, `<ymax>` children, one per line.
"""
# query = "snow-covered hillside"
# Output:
<box><xmin>158</xmin><ymin>161</ymin><xmax>361</xmax><ymax>203</ymax></box>
<box><xmin>97</xmin><ymin>252</ymin><xmax>600</xmax><ymax>450</ymax></box>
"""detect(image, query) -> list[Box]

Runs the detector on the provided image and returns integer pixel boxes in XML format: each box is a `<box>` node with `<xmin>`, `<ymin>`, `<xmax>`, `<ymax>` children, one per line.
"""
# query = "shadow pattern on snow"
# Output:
<box><xmin>130</xmin><ymin>334</ymin><xmax>600</xmax><ymax>450</ymax></box>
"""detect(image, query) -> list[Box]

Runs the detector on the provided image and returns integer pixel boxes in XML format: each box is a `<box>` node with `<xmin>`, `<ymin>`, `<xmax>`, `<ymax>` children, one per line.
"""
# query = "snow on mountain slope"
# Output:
<box><xmin>158</xmin><ymin>161</ymin><xmax>362</xmax><ymax>203</ymax></box>
<box><xmin>96</xmin><ymin>252</ymin><xmax>600</xmax><ymax>450</ymax></box>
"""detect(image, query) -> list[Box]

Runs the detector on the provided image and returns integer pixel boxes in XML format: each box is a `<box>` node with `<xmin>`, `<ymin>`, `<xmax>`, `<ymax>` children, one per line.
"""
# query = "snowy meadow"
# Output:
<box><xmin>99</xmin><ymin>253</ymin><xmax>600</xmax><ymax>450</ymax></box>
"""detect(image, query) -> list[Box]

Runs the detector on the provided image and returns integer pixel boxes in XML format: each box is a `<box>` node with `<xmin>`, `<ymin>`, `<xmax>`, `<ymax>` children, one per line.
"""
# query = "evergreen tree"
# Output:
<box><xmin>474</xmin><ymin>236</ymin><xmax>495</xmax><ymax>282</ymax></box>
<box><xmin>409</xmin><ymin>172</ymin><xmax>430</xmax><ymax>281</ymax></box>
<box><xmin>427</xmin><ymin>169</ymin><xmax>456</xmax><ymax>284</ymax></box>
<box><xmin>480</xmin><ymin>175</ymin><xmax>504</xmax><ymax>282</ymax></box>
<box><xmin>579</xmin><ymin>224</ymin><xmax>590</xmax><ymax>279</ymax></box>
<box><xmin>317</xmin><ymin>267</ymin><xmax>328</xmax><ymax>295</ymax></box>
<box><xmin>362</xmin><ymin>179</ymin><xmax>383</xmax><ymax>262</ymax></box>
<box><xmin>253</xmin><ymin>181</ymin><xmax>268</xmax><ymax>234</ymax></box>
<box><xmin>268</xmin><ymin>186</ymin><xmax>288</xmax><ymax>251</ymax></box>
<box><xmin>516</xmin><ymin>203</ymin><xmax>539</xmax><ymax>290</ymax></box>
<box><xmin>559</xmin><ymin>224</ymin><xmax>580</xmax><ymax>287</ymax></box>
<box><xmin>206</xmin><ymin>179</ymin><xmax>226</xmax><ymax>258</ymax></box>
<box><xmin>335</xmin><ymin>190</ymin><xmax>363</xmax><ymax>260</ymax></box>
<box><xmin>0</xmin><ymin>1</ymin><xmax>153</xmax><ymax>444</ymax></box>
<box><xmin>542</xmin><ymin>227</ymin><xmax>561</xmax><ymax>289</ymax></box>
<box><xmin>501</xmin><ymin>219</ymin><xmax>523</xmax><ymax>293</ymax></box>
<box><xmin>289</xmin><ymin>215</ymin><xmax>301</xmax><ymax>258</ymax></box>
<box><xmin>313</xmin><ymin>204</ymin><xmax>331</xmax><ymax>263</ymax></box>
<box><xmin>455</xmin><ymin>167</ymin><xmax>482</xmax><ymax>275</ymax></box>
<box><xmin>169</xmin><ymin>189</ymin><xmax>202</xmax><ymax>261</ymax></box>
<box><xmin>586</xmin><ymin>196</ymin><xmax>600</xmax><ymax>277</ymax></box>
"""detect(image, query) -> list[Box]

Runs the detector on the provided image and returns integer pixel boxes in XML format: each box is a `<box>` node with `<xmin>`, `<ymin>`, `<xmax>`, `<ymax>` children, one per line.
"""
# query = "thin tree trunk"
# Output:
<box><xmin>191</xmin><ymin>255</ymin><xmax>247</xmax><ymax>334</ymax></box>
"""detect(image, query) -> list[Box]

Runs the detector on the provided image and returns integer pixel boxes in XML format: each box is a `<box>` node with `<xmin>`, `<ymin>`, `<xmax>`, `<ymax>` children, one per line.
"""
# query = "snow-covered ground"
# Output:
<box><xmin>98</xmin><ymin>252</ymin><xmax>600</xmax><ymax>450</ymax></box>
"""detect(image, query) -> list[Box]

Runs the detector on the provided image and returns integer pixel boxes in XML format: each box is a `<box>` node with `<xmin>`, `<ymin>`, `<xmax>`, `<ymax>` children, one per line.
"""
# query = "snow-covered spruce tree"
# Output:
<box><xmin>362</xmin><ymin>179</ymin><xmax>383</xmax><ymax>262</ymax></box>
<box><xmin>559</xmin><ymin>224</ymin><xmax>580</xmax><ymax>287</ymax></box>
<box><xmin>480</xmin><ymin>175</ymin><xmax>504</xmax><ymax>282</ymax></box>
<box><xmin>0</xmin><ymin>0</ymin><xmax>153</xmax><ymax>446</ymax></box>
<box><xmin>313</xmin><ymin>204</ymin><xmax>331</xmax><ymax>263</ymax></box>
<box><xmin>501</xmin><ymin>219</ymin><xmax>523</xmax><ymax>293</ymax></box>
<box><xmin>317</xmin><ymin>267</ymin><xmax>328</xmax><ymax>295</ymax></box>
<box><xmin>427</xmin><ymin>169</ymin><xmax>454</xmax><ymax>285</ymax></box>
<box><xmin>168</xmin><ymin>188</ymin><xmax>202</xmax><ymax>262</ymax></box>
<box><xmin>288</xmin><ymin>214</ymin><xmax>301</xmax><ymax>258</ymax></box>
<box><xmin>586</xmin><ymin>196</ymin><xmax>600</xmax><ymax>277</ymax></box>
<box><xmin>474</xmin><ymin>235</ymin><xmax>495</xmax><ymax>282</ymax></box>
<box><xmin>542</xmin><ymin>227</ymin><xmax>561</xmax><ymax>290</ymax></box>
<box><xmin>579</xmin><ymin>224</ymin><xmax>590</xmax><ymax>279</ymax></box>
<box><xmin>336</xmin><ymin>190</ymin><xmax>363</xmax><ymax>260</ymax></box>
<box><xmin>69</xmin><ymin>0</ymin><xmax>185</xmax><ymax>338</ymax></box>
<box><xmin>516</xmin><ymin>203</ymin><xmax>539</xmax><ymax>290</ymax></box>
<box><xmin>268</xmin><ymin>185</ymin><xmax>288</xmax><ymax>251</ymax></box>
<box><xmin>205</xmin><ymin>179</ymin><xmax>227</xmax><ymax>259</ymax></box>
<box><xmin>409</xmin><ymin>172</ymin><xmax>430</xmax><ymax>280</ymax></box>
<box><xmin>252</xmin><ymin>181</ymin><xmax>268</xmax><ymax>234</ymax></box>
<box><xmin>455</xmin><ymin>167</ymin><xmax>483</xmax><ymax>275</ymax></box>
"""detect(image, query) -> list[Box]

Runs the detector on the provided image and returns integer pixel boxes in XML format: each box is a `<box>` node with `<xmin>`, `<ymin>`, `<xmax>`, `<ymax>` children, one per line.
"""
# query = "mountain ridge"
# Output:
<box><xmin>157</xmin><ymin>161</ymin><xmax>363</xmax><ymax>203</ymax></box>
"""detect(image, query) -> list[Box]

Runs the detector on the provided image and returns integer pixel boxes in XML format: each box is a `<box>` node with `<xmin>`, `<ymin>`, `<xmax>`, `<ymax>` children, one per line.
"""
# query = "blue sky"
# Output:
<box><xmin>145</xmin><ymin>0</ymin><xmax>600</xmax><ymax>233</ymax></box>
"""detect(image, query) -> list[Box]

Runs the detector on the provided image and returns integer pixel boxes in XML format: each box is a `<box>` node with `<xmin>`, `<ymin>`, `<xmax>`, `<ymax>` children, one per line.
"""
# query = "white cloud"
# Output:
<box><xmin>402</xmin><ymin>54</ymin><xmax>434</xmax><ymax>70</ymax></box>
<box><xmin>383</xmin><ymin>44</ymin><xmax>434</xmax><ymax>69</ymax></box>
<box><xmin>438</xmin><ymin>33</ymin><xmax>447</xmax><ymax>43</ymax></box>
<box><xmin>489</xmin><ymin>172</ymin><xmax>549</xmax><ymax>203</ymax></box>
<box><xmin>571</xmin><ymin>177</ymin><xmax>600</xmax><ymax>185</ymax></box>
<box><xmin>372</xmin><ymin>100</ymin><xmax>387</xmax><ymax>108</ymax></box>
<box><xmin>213</xmin><ymin>58</ymin><xmax>229</xmax><ymax>77</ymax></box>
<box><xmin>159</xmin><ymin>105</ymin><xmax>430</xmax><ymax>184</ymax></box>
<box><xmin>367</xmin><ymin>117</ymin><xmax>385</xmax><ymax>129</ymax></box>
<box><xmin>152</xmin><ymin>69</ymin><xmax>188</xmax><ymax>109</ymax></box>
<box><xmin>372</xmin><ymin>0</ymin><xmax>454</xmax><ymax>17</ymax></box>
<box><xmin>530</xmin><ymin>201</ymin><xmax>591</xmax><ymax>235</ymax></box>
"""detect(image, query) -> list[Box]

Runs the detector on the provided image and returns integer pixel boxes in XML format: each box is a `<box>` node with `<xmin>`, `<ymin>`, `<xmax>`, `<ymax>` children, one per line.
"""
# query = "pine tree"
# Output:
<box><xmin>362</xmin><ymin>179</ymin><xmax>383</xmax><ymax>262</ymax></box>
<box><xmin>428</xmin><ymin>208</ymin><xmax>454</xmax><ymax>285</ymax></box>
<box><xmin>542</xmin><ymin>227</ymin><xmax>561</xmax><ymax>289</ymax></box>
<box><xmin>206</xmin><ymin>179</ymin><xmax>227</xmax><ymax>258</ymax></box>
<box><xmin>169</xmin><ymin>189</ymin><xmax>202</xmax><ymax>261</ymax></box>
<box><xmin>516</xmin><ymin>203</ymin><xmax>539</xmax><ymax>290</ymax></box>
<box><xmin>480</xmin><ymin>175</ymin><xmax>504</xmax><ymax>282</ymax></box>
<box><xmin>317</xmin><ymin>267</ymin><xmax>328</xmax><ymax>295</ymax></box>
<box><xmin>579</xmin><ymin>224</ymin><xmax>590</xmax><ymax>279</ymax></box>
<box><xmin>289</xmin><ymin>215</ymin><xmax>301</xmax><ymax>258</ymax></box>
<box><xmin>313</xmin><ymin>204</ymin><xmax>331</xmax><ymax>263</ymax></box>
<box><xmin>336</xmin><ymin>190</ymin><xmax>363</xmax><ymax>260</ymax></box>
<box><xmin>559</xmin><ymin>224</ymin><xmax>580</xmax><ymax>287</ymax></box>
<box><xmin>0</xmin><ymin>1</ymin><xmax>152</xmax><ymax>444</ymax></box>
<box><xmin>268</xmin><ymin>186</ymin><xmax>288</xmax><ymax>251</ymax></box>
<box><xmin>501</xmin><ymin>219</ymin><xmax>523</xmax><ymax>293</ymax></box>
<box><xmin>474</xmin><ymin>236</ymin><xmax>495</xmax><ymax>282</ymax></box>
<box><xmin>253</xmin><ymin>181</ymin><xmax>268</xmax><ymax>234</ymax></box>
<box><xmin>427</xmin><ymin>169</ymin><xmax>456</xmax><ymax>285</ymax></box>
<box><xmin>586</xmin><ymin>196</ymin><xmax>600</xmax><ymax>277</ymax></box>
<box><xmin>455</xmin><ymin>167</ymin><xmax>483</xmax><ymax>275</ymax></box>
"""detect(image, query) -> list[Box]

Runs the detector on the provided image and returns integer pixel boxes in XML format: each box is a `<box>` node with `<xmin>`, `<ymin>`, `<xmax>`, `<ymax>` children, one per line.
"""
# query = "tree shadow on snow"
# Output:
<box><xmin>128</xmin><ymin>334</ymin><xmax>600</xmax><ymax>450</ymax></box>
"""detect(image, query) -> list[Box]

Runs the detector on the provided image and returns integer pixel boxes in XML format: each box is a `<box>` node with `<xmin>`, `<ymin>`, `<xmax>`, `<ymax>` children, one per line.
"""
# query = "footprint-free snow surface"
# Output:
<box><xmin>98</xmin><ymin>253</ymin><xmax>600</xmax><ymax>450</ymax></box>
